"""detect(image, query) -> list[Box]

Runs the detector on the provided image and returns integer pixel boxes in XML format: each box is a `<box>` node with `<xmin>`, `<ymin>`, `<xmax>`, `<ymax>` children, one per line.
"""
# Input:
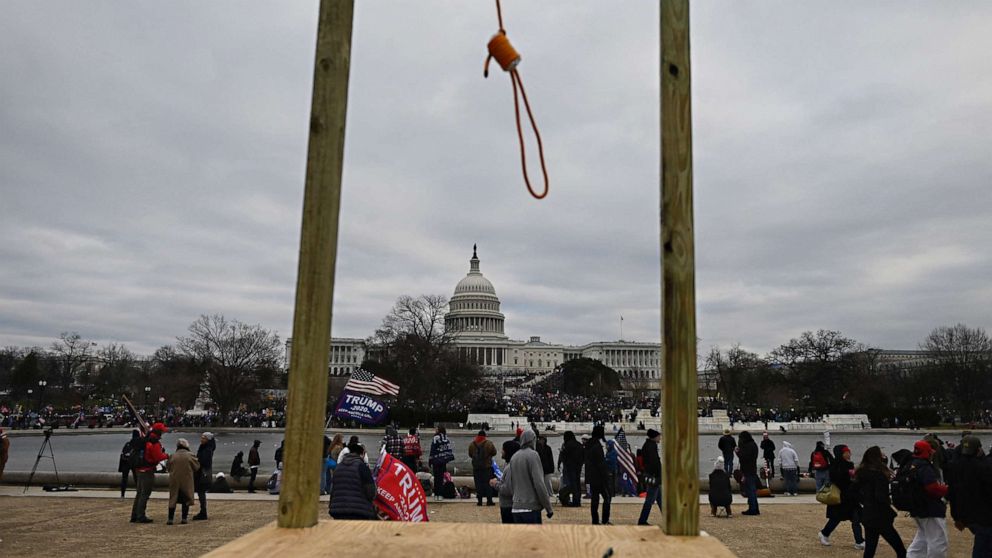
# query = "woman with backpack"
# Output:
<box><xmin>809</xmin><ymin>441</ymin><xmax>834</xmax><ymax>491</ymax></box>
<box><xmin>855</xmin><ymin>446</ymin><xmax>907</xmax><ymax>558</ymax></box>
<box><xmin>429</xmin><ymin>426</ymin><xmax>454</xmax><ymax>501</ymax></box>
<box><xmin>818</xmin><ymin>444</ymin><xmax>866</xmax><ymax>549</ymax></box>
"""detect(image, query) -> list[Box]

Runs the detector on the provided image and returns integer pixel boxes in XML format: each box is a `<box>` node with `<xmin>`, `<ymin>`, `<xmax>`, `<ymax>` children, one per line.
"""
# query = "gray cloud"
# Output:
<box><xmin>1</xmin><ymin>1</ymin><xmax>990</xmax><ymax>357</ymax></box>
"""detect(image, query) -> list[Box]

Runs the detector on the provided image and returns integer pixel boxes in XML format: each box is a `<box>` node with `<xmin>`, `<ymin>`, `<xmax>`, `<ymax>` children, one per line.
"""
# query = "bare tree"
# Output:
<box><xmin>50</xmin><ymin>332</ymin><xmax>96</xmax><ymax>391</ymax></box>
<box><xmin>769</xmin><ymin>330</ymin><xmax>866</xmax><ymax>411</ymax></box>
<box><xmin>921</xmin><ymin>324</ymin><xmax>992</xmax><ymax>420</ymax></box>
<box><xmin>373</xmin><ymin>294</ymin><xmax>449</xmax><ymax>351</ymax></box>
<box><xmin>93</xmin><ymin>343</ymin><xmax>138</xmax><ymax>397</ymax></box>
<box><xmin>177</xmin><ymin>314</ymin><xmax>282</xmax><ymax>415</ymax></box>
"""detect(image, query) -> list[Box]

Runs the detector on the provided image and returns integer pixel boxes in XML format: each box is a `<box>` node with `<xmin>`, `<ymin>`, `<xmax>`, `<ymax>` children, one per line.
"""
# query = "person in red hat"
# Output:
<box><xmin>905</xmin><ymin>440</ymin><xmax>949</xmax><ymax>557</ymax></box>
<box><xmin>130</xmin><ymin>422</ymin><xmax>170</xmax><ymax>523</ymax></box>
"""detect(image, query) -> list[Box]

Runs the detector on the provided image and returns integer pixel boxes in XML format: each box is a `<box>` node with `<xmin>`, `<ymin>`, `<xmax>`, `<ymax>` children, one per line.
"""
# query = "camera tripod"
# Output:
<box><xmin>23</xmin><ymin>429</ymin><xmax>72</xmax><ymax>492</ymax></box>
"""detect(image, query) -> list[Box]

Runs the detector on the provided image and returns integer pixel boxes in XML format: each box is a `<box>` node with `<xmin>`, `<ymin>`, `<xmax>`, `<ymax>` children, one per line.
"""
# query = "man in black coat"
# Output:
<box><xmin>637</xmin><ymin>429</ymin><xmax>662</xmax><ymax>525</ymax></box>
<box><xmin>557</xmin><ymin>431</ymin><xmax>584</xmax><ymax>507</ymax></box>
<box><xmin>717</xmin><ymin>429</ymin><xmax>736</xmax><ymax>474</ymax></box>
<box><xmin>760</xmin><ymin>432</ymin><xmax>776</xmax><ymax>476</ymax></box>
<box><xmin>737</xmin><ymin>431</ymin><xmax>760</xmax><ymax>515</ymax></box>
<box><xmin>584</xmin><ymin>425</ymin><xmax>611</xmax><ymax>524</ymax></box>
<box><xmin>192</xmin><ymin>432</ymin><xmax>216</xmax><ymax>520</ymax></box>
<box><xmin>947</xmin><ymin>435</ymin><xmax>992</xmax><ymax>557</ymax></box>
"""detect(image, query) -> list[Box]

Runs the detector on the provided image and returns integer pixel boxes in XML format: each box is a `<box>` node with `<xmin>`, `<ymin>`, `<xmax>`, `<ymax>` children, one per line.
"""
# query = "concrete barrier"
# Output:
<box><xmin>2</xmin><ymin>470</ymin><xmax>268</xmax><ymax>491</ymax></box>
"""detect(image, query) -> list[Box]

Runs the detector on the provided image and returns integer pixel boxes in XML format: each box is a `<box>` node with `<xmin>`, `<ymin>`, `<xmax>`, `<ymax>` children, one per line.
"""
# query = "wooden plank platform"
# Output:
<box><xmin>203</xmin><ymin>521</ymin><xmax>737</xmax><ymax>558</ymax></box>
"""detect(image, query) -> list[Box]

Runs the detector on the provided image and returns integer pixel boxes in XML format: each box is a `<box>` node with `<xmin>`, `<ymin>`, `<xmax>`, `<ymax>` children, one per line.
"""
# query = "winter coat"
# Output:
<box><xmin>248</xmin><ymin>446</ymin><xmax>261</xmax><ymax>467</ymax></box>
<box><xmin>429</xmin><ymin>434</ymin><xmax>454</xmax><ymax>466</ymax></box>
<box><xmin>328</xmin><ymin>453</ymin><xmax>376</xmax><ymax>520</ymax></box>
<box><xmin>855</xmin><ymin>468</ymin><xmax>896</xmax><ymax>530</ymax></box>
<box><xmin>231</xmin><ymin>452</ymin><xmax>248</xmax><ymax>479</ymax></box>
<box><xmin>737</xmin><ymin>433</ymin><xmax>758</xmax><ymax>476</ymax></box>
<box><xmin>809</xmin><ymin>445</ymin><xmax>833</xmax><ymax>473</ymax></box>
<box><xmin>760</xmin><ymin>438</ymin><xmax>776</xmax><ymax>460</ymax></box>
<box><xmin>947</xmin><ymin>454</ymin><xmax>992</xmax><ymax>528</ymax></box>
<box><xmin>196</xmin><ymin>438</ymin><xmax>216</xmax><ymax>492</ymax></box>
<box><xmin>717</xmin><ymin>434</ymin><xmax>736</xmax><ymax>455</ymax></box>
<box><xmin>584</xmin><ymin>437</ymin><xmax>609</xmax><ymax>488</ymax></box>
<box><xmin>825</xmin><ymin>454</ymin><xmax>859</xmax><ymax>521</ymax></box>
<box><xmin>167</xmin><ymin>448</ymin><xmax>201</xmax><ymax>508</ymax></box>
<box><xmin>118</xmin><ymin>436</ymin><xmax>139</xmax><ymax>473</ymax></box>
<box><xmin>468</xmin><ymin>438</ymin><xmax>497</xmax><ymax>471</ymax></box>
<box><xmin>778</xmin><ymin>442</ymin><xmax>800</xmax><ymax>470</ymax></box>
<box><xmin>642</xmin><ymin>438</ymin><xmax>662</xmax><ymax>479</ymax></box>
<box><xmin>708</xmin><ymin>469</ymin><xmax>733</xmax><ymax>507</ymax></box>
<box><xmin>557</xmin><ymin>433</ymin><xmax>584</xmax><ymax>471</ymax></box>
<box><xmin>909</xmin><ymin>458</ymin><xmax>947</xmax><ymax>519</ymax></box>
<box><xmin>537</xmin><ymin>443</ymin><xmax>555</xmax><ymax>475</ymax></box>
<box><xmin>136</xmin><ymin>433</ymin><xmax>169</xmax><ymax>473</ymax></box>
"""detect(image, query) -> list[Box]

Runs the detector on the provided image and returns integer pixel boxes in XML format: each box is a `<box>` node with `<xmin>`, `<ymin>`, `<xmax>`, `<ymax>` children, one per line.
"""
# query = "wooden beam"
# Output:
<box><xmin>204</xmin><ymin>521</ymin><xmax>737</xmax><ymax>558</ymax></box>
<box><xmin>660</xmin><ymin>0</ymin><xmax>698</xmax><ymax>536</ymax></box>
<box><xmin>278</xmin><ymin>0</ymin><xmax>354</xmax><ymax>529</ymax></box>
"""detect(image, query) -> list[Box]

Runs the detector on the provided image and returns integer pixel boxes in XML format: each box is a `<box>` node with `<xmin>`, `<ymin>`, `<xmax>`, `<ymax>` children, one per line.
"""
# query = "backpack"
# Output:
<box><xmin>890</xmin><ymin>463</ymin><xmax>923</xmax><ymax>512</ymax></box>
<box><xmin>812</xmin><ymin>451</ymin><xmax>828</xmax><ymax>470</ymax></box>
<box><xmin>471</xmin><ymin>441</ymin><xmax>490</xmax><ymax>469</ymax></box>
<box><xmin>403</xmin><ymin>435</ymin><xmax>421</xmax><ymax>458</ymax></box>
<box><xmin>128</xmin><ymin>437</ymin><xmax>149</xmax><ymax>470</ymax></box>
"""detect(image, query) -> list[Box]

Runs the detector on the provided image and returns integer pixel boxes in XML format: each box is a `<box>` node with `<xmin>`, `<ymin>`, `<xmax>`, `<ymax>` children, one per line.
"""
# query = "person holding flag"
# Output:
<box><xmin>614</xmin><ymin>428</ymin><xmax>639</xmax><ymax>497</ymax></box>
<box><xmin>637</xmin><ymin>428</ymin><xmax>663</xmax><ymax>526</ymax></box>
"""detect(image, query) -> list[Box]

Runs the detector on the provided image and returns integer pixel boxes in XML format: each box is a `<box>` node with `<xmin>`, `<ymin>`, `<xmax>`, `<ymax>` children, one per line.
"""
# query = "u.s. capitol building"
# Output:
<box><xmin>287</xmin><ymin>246</ymin><xmax>662</xmax><ymax>391</ymax></box>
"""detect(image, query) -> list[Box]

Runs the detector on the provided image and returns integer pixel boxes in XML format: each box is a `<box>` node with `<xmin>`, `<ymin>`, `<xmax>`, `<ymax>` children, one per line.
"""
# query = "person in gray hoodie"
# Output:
<box><xmin>778</xmin><ymin>441</ymin><xmax>801</xmax><ymax>496</ymax></box>
<box><xmin>499</xmin><ymin>429</ymin><xmax>554</xmax><ymax>524</ymax></box>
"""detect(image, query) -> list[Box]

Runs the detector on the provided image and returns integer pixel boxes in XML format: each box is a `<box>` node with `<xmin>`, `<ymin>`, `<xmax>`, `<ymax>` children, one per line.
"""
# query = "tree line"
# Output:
<box><xmin>0</xmin><ymin>314</ymin><xmax>283</xmax><ymax>416</ymax></box>
<box><xmin>705</xmin><ymin>324</ymin><xmax>992</xmax><ymax>426</ymax></box>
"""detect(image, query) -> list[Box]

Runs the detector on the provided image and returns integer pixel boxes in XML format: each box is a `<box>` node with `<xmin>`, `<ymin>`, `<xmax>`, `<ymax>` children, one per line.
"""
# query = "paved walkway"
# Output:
<box><xmin>0</xmin><ymin>485</ymin><xmax>819</xmax><ymax>505</ymax></box>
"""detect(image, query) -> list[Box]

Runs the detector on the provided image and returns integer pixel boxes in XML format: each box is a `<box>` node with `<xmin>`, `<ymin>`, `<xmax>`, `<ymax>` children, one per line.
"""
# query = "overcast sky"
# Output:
<box><xmin>2</xmin><ymin>1</ymin><xmax>990</xmax><ymax>357</ymax></box>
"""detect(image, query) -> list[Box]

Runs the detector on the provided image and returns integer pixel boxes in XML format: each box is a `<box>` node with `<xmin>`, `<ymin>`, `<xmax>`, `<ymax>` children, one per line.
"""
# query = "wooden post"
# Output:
<box><xmin>660</xmin><ymin>0</ymin><xmax>698</xmax><ymax>536</ymax></box>
<box><xmin>278</xmin><ymin>0</ymin><xmax>354</xmax><ymax>529</ymax></box>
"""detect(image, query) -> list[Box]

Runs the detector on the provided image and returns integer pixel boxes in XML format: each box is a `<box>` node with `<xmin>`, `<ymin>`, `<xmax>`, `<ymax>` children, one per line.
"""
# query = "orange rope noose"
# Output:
<box><xmin>483</xmin><ymin>0</ymin><xmax>549</xmax><ymax>200</ymax></box>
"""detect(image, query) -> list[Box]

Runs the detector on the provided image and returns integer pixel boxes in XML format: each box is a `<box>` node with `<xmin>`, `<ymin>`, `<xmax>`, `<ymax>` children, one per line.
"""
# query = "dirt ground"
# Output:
<box><xmin>0</xmin><ymin>497</ymin><xmax>974</xmax><ymax>557</ymax></box>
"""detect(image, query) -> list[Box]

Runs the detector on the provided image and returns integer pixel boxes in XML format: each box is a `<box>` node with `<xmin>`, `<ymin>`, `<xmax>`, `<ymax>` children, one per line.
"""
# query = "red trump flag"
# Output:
<box><xmin>374</xmin><ymin>453</ymin><xmax>428</xmax><ymax>522</ymax></box>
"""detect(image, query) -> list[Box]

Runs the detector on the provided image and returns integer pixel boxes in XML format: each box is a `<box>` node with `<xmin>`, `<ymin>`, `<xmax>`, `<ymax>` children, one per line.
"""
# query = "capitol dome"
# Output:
<box><xmin>445</xmin><ymin>245</ymin><xmax>507</xmax><ymax>339</ymax></box>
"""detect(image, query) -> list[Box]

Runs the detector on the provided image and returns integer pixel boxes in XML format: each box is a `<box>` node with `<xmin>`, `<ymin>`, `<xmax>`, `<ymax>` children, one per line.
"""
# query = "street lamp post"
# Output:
<box><xmin>144</xmin><ymin>386</ymin><xmax>151</xmax><ymax>409</ymax></box>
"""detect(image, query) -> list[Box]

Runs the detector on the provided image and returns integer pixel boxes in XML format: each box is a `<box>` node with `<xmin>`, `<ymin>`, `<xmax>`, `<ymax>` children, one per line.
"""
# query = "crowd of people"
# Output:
<box><xmin>714</xmin><ymin>428</ymin><xmax>992</xmax><ymax>557</ymax></box>
<box><xmin>490</xmin><ymin>394</ymin><xmax>661</xmax><ymax>425</ymax></box>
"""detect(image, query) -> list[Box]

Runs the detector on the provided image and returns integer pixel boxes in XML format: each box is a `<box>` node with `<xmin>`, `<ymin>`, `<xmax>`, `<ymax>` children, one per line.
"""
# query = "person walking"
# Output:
<box><xmin>856</xmin><ymin>446</ymin><xmax>907</xmax><ymax>558</ymax></box>
<box><xmin>130</xmin><ymin>422</ymin><xmax>169</xmax><ymax>524</ymax></box>
<box><xmin>637</xmin><ymin>429</ymin><xmax>663</xmax><ymax>525</ymax></box>
<box><xmin>468</xmin><ymin>430</ymin><xmax>497</xmax><ymax>506</ymax></box>
<box><xmin>492</xmin><ymin>438</ymin><xmax>521</xmax><ymax>524</ymax></box>
<box><xmin>192</xmin><ymin>432</ymin><xmax>215</xmax><ymax>520</ymax></box>
<box><xmin>118</xmin><ymin>429</ymin><xmax>141</xmax><ymax>498</ymax></box>
<box><xmin>429</xmin><ymin>426</ymin><xmax>454</xmax><ymax>501</ymax></box>
<box><xmin>585</xmin><ymin>424</ymin><xmax>612</xmax><ymax>525</ymax></box>
<box><xmin>905</xmin><ymin>440</ymin><xmax>949</xmax><ymax>558</ymax></box>
<box><xmin>760</xmin><ymin>432</ymin><xmax>776</xmax><ymax>477</ymax></box>
<box><xmin>810</xmin><ymin>441</ymin><xmax>834</xmax><ymax>491</ymax></box>
<box><xmin>247</xmin><ymin>439</ymin><xmax>261</xmax><ymax>493</ymax></box>
<box><xmin>328</xmin><ymin>442</ymin><xmax>377</xmax><ymax>520</ymax></box>
<box><xmin>718</xmin><ymin>429</ymin><xmax>736</xmax><ymax>474</ymax></box>
<box><xmin>737</xmin><ymin>431</ymin><xmax>760</xmax><ymax>515</ymax></box>
<box><xmin>709</xmin><ymin>456</ymin><xmax>733</xmax><ymax>517</ymax></box>
<box><xmin>402</xmin><ymin>428</ymin><xmax>422</xmax><ymax>472</ymax></box>
<box><xmin>274</xmin><ymin>440</ymin><xmax>284</xmax><ymax>469</ymax></box>
<box><xmin>499</xmin><ymin>429</ymin><xmax>553</xmax><ymax>524</ymax></box>
<box><xmin>818</xmin><ymin>445</ymin><xmax>865</xmax><ymax>549</ymax></box>
<box><xmin>536</xmin><ymin>435</ymin><xmax>556</xmax><ymax>498</ymax></box>
<box><xmin>166</xmin><ymin>438</ymin><xmax>200</xmax><ymax>525</ymax></box>
<box><xmin>947</xmin><ymin>435</ymin><xmax>992</xmax><ymax>557</ymax></box>
<box><xmin>779</xmin><ymin>441</ymin><xmax>800</xmax><ymax>496</ymax></box>
<box><xmin>557</xmin><ymin>430</ymin><xmax>583</xmax><ymax>507</ymax></box>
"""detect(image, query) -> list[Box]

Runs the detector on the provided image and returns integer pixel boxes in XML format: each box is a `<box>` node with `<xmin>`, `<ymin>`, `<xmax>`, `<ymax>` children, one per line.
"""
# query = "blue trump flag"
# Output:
<box><xmin>333</xmin><ymin>390</ymin><xmax>389</xmax><ymax>425</ymax></box>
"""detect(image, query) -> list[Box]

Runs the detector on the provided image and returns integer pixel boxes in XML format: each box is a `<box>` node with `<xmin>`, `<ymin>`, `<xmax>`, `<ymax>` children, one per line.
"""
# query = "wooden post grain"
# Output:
<box><xmin>660</xmin><ymin>0</ymin><xmax>699</xmax><ymax>536</ymax></box>
<box><xmin>278</xmin><ymin>0</ymin><xmax>354</xmax><ymax>529</ymax></box>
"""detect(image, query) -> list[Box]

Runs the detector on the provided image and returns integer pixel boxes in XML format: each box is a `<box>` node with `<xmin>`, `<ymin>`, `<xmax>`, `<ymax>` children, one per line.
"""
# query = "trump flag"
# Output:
<box><xmin>374</xmin><ymin>453</ymin><xmax>429</xmax><ymax>522</ymax></box>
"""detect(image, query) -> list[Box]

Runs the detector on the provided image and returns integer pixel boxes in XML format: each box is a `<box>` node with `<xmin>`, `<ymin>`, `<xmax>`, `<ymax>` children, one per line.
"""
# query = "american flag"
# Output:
<box><xmin>614</xmin><ymin>428</ymin><xmax>639</xmax><ymax>495</ymax></box>
<box><xmin>345</xmin><ymin>369</ymin><xmax>400</xmax><ymax>397</ymax></box>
